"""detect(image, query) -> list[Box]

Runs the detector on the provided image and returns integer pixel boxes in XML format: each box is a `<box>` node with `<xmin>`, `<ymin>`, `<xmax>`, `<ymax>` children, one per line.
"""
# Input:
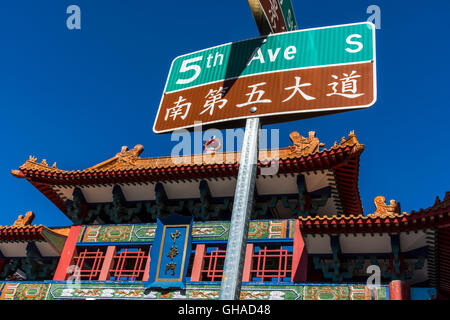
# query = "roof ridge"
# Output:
<box><xmin>13</xmin><ymin>131</ymin><xmax>363</xmax><ymax>175</ymax></box>
<box><xmin>0</xmin><ymin>224</ymin><xmax>44</xmax><ymax>229</ymax></box>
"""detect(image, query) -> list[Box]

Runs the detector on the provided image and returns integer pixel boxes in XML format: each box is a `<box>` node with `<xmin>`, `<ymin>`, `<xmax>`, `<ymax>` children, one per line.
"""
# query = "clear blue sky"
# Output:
<box><xmin>0</xmin><ymin>1</ymin><xmax>448</xmax><ymax>227</ymax></box>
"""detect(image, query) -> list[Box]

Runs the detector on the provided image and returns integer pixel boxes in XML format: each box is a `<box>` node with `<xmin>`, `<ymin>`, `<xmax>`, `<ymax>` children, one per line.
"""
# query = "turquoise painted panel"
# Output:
<box><xmin>145</xmin><ymin>215</ymin><xmax>193</xmax><ymax>289</ymax></box>
<box><xmin>77</xmin><ymin>219</ymin><xmax>294</xmax><ymax>243</ymax></box>
<box><xmin>0</xmin><ymin>281</ymin><xmax>391</xmax><ymax>300</ymax></box>
<box><xmin>165</xmin><ymin>22</ymin><xmax>374</xmax><ymax>93</ymax></box>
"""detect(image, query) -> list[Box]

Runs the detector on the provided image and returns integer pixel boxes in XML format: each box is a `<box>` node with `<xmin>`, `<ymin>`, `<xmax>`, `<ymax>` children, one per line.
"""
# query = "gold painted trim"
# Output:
<box><xmin>154</xmin><ymin>224</ymin><xmax>190</xmax><ymax>282</ymax></box>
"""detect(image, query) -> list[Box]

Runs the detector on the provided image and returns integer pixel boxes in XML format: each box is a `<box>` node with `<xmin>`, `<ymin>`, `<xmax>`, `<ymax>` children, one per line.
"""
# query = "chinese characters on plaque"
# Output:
<box><xmin>145</xmin><ymin>215</ymin><xmax>193</xmax><ymax>289</ymax></box>
<box><xmin>165</xmin><ymin>230</ymin><xmax>181</xmax><ymax>276</ymax></box>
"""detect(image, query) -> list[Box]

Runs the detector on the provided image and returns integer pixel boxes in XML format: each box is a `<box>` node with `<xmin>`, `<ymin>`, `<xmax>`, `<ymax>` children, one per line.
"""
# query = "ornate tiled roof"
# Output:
<box><xmin>12</xmin><ymin>130</ymin><xmax>363</xmax><ymax>177</ymax></box>
<box><xmin>298</xmin><ymin>193</ymin><xmax>450</xmax><ymax>234</ymax></box>
<box><xmin>0</xmin><ymin>212</ymin><xmax>69</xmax><ymax>247</ymax></box>
<box><xmin>0</xmin><ymin>211</ymin><xmax>43</xmax><ymax>240</ymax></box>
<box><xmin>11</xmin><ymin>131</ymin><xmax>365</xmax><ymax>217</ymax></box>
<box><xmin>0</xmin><ymin>225</ymin><xmax>44</xmax><ymax>241</ymax></box>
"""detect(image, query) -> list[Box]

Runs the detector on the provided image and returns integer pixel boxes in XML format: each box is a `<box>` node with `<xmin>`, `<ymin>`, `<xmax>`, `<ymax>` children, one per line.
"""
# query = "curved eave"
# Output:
<box><xmin>30</xmin><ymin>181</ymin><xmax>67</xmax><ymax>215</ymax></box>
<box><xmin>332</xmin><ymin>146</ymin><xmax>363</xmax><ymax>216</ymax></box>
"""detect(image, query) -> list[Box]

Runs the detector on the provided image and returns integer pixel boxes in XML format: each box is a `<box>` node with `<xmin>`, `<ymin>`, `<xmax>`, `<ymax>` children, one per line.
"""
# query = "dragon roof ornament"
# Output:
<box><xmin>12</xmin><ymin>211</ymin><xmax>35</xmax><ymax>227</ymax></box>
<box><xmin>367</xmin><ymin>196</ymin><xmax>407</xmax><ymax>218</ymax></box>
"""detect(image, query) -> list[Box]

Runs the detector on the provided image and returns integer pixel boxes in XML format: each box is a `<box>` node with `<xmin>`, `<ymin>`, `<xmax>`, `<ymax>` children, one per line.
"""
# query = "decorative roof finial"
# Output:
<box><xmin>444</xmin><ymin>191</ymin><xmax>450</xmax><ymax>203</ymax></box>
<box><xmin>288</xmin><ymin>131</ymin><xmax>324</xmax><ymax>156</ymax></box>
<box><xmin>115</xmin><ymin>144</ymin><xmax>144</xmax><ymax>166</ymax></box>
<box><xmin>432</xmin><ymin>192</ymin><xmax>450</xmax><ymax>209</ymax></box>
<box><xmin>329</xmin><ymin>130</ymin><xmax>362</xmax><ymax>151</ymax></box>
<box><xmin>368</xmin><ymin>196</ymin><xmax>401</xmax><ymax>218</ymax></box>
<box><xmin>12</xmin><ymin>211</ymin><xmax>35</xmax><ymax>227</ymax></box>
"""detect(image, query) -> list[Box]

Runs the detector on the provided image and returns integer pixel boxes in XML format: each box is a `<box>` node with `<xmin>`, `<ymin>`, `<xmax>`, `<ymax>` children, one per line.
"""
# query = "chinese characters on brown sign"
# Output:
<box><xmin>155</xmin><ymin>62</ymin><xmax>374</xmax><ymax>132</ymax></box>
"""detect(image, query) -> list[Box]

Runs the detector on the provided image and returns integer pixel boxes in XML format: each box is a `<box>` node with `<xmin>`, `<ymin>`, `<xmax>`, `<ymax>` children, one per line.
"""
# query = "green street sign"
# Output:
<box><xmin>279</xmin><ymin>0</ymin><xmax>297</xmax><ymax>31</ymax></box>
<box><xmin>165</xmin><ymin>22</ymin><xmax>374</xmax><ymax>93</ymax></box>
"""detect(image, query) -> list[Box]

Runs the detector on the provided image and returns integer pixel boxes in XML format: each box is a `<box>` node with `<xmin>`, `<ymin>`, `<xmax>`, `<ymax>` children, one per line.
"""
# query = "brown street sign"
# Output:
<box><xmin>155</xmin><ymin>62</ymin><xmax>374</xmax><ymax>132</ymax></box>
<box><xmin>153</xmin><ymin>22</ymin><xmax>376</xmax><ymax>134</ymax></box>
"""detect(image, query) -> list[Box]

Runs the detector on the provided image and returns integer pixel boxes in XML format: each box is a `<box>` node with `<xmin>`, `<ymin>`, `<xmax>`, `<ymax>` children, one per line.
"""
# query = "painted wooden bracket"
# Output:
<box><xmin>105</xmin><ymin>185</ymin><xmax>142</xmax><ymax>223</ymax></box>
<box><xmin>253</xmin><ymin>195</ymin><xmax>278</xmax><ymax>219</ymax></box>
<box><xmin>282</xmin><ymin>174</ymin><xmax>331</xmax><ymax>217</ymax></box>
<box><xmin>26</xmin><ymin>242</ymin><xmax>43</xmax><ymax>262</ymax></box>
<box><xmin>186</xmin><ymin>180</ymin><xmax>231</xmax><ymax>221</ymax></box>
<box><xmin>313</xmin><ymin>236</ymin><xmax>364</xmax><ymax>282</ymax></box>
<box><xmin>66</xmin><ymin>187</ymin><xmax>89</xmax><ymax>225</ymax></box>
<box><xmin>146</xmin><ymin>182</ymin><xmax>169</xmax><ymax>220</ymax></box>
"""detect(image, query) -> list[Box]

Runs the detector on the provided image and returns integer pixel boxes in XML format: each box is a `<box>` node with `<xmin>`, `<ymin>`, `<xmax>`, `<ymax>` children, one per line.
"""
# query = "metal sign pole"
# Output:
<box><xmin>219</xmin><ymin>0</ymin><xmax>278</xmax><ymax>301</ymax></box>
<box><xmin>219</xmin><ymin>116</ymin><xmax>260</xmax><ymax>300</ymax></box>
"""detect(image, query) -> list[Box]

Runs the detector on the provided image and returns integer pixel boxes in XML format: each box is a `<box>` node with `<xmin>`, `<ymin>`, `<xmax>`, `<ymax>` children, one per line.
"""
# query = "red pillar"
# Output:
<box><xmin>190</xmin><ymin>244</ymin><xmax>206</xmax><ymax>282</ymax></box>
<box><xmin>291</xmin><ymin>219</ymin><xmax>308</xmax><ymax>282</ymax></box>
<box><xmin>389</xmin><ymin>280</ymin><xmax>410</xmax><ymax>300</ymax></box>
<box><xmin>53</xmin><ymin>225</ymin><xmax>82</xmax><ymax>281</ymax></box>
<box><xmin>242</xmin><ymin>243</ymin><xmax>254</xmax><ymax>282</ymax></box>
<box><xmin>99</xmin><ymin>246</ymin><xmax>116</xmax><ymax>281</ymax></box>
